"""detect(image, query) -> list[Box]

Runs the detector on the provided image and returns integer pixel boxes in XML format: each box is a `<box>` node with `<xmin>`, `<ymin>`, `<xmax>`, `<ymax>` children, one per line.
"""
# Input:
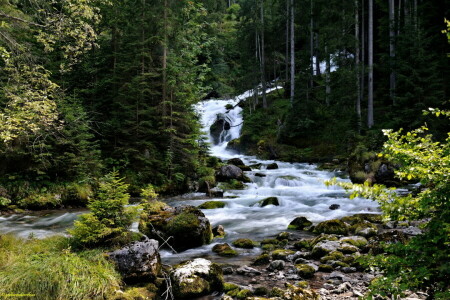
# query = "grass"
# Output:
<box><xmin>0</xmin><ymin>235</ymin><xmax>122</xmax><ymax>300</ymax></box>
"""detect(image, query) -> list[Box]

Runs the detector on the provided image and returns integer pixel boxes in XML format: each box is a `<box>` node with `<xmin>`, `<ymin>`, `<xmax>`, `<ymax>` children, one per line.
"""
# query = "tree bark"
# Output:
<box><xmin>355</xmin><ymin>0</ymin><xmax>361</xmax><ymax>131</ymax></box>
<box><xmin>285</xmin><ymin>0</ymin><xmax>289</xmax><ymax>85</ymax></box>
<box><xmin>389</xmin><ymin>0</ymin><xmax>396</xmax><ymax>104</ymax></box>
<box><xmin>162</xmin><ymin>0</ymin><xmax>168</xmax><ymax>119</ymax></box>
<box><xmin>260</xmin><ymin>0</ymin><xmax>267</xmax><ymax>109</ymax></box>
<box><xmin>367</xmin><ymin>0</ymin><xmax>374</xmax><ymax>128</ymax></box>
<box><xmin>325</xmin><ymin>45</ymin><xmax>331</xmax><ymax>105</ymax></box>
<box><xmin>290</xmin><ymin>0</ymin><xmax>295</xmax><ymax>105</ymax></box>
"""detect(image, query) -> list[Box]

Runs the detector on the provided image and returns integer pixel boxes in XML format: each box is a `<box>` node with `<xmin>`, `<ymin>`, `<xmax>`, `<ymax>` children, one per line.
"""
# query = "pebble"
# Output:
<box><xmin>236</xmin><ymin>266</ymin><xmax>262</xmax><ymax>276</ymax></box>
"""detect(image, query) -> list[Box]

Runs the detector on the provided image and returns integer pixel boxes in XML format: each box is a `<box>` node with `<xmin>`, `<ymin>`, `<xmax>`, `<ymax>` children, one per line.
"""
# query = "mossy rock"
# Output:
<box><xmin>232</xmin><ymin>238</ymin><xmax>256</xmax><ymax>249</ymax></box>
<box><xmin>309</xmin><ymin>234</ymin><xmax>338</xmax><ymax>247</ymax></box>
<box><xmin>218</xmin><ymin>180</ymin><xmax>246</xmax><ymax>191</ymax></box>
<box><xmin>242</xmin><ymin>175</ymin><xmax>252</xmax><ymax>183</ymax></box>
<box><xmin>338</xmin><ymin>243</ymin><xmax>359</xmax><ymax>254</ymax></box>
<box><xmin>261</xmin><ymin>238</ymin><xmax>279</xmax><ymax>245</ymax></box>
<box><xmin>269</xmin><ymin>287</ymin><xmax>285</xmax><ymax>297</ymax></box>
<box><xmin>294</xmin><ymin>239</ymin><xmax>311</xmax><ymax>250</ymax></box>
<box><xmin>341</xmin><ymin>213</ymin><xmax>382</xmax><ymax>225</ymax></box>
<box><xmin>320</xmin><ymin>251</ymin><xmax>344</xmax><ymax>263</ymax></box>
<box><xmin>296</xmin><ymin>281</ymin><xmax>309</xmax><ymax>289</ymax></box>
<box><xmin>261</xmin><ymin>244</ymin><xmax>276</xmax><ymax>251</ymax></box>
<box><xmin>253</xmin><ymin>253</ymin><xmax>270</xmax><ymax>266</ymax></box>
<box><xmin>258</xmin><ymin>197</ymin><xmax>279</xmax><ymax>207</ymax></box>
<box><xmin>350</xmin><ymin>222</ymin><xmax>378</xmax><ymax>237</ymax></box>
<box><xmin>271</xmin><ymin>249</ymin><xmax>295</xmax><ymax>261</ymax></box>
<box><xmin>313</xmin><ymin>219</ymin><xmax>349</xmax><ymax>235</ymax></box>
<box><xmin>119</xmin><ymin>287</ymin><xmax>157</xmax><ymax>300</ymax></box>
<box><xmin>319</xmin><ymin>264</ymin><xmax>334</xmax><ymax>272</ymax></box>
<box><xmin>212</xmin><ymin>243</ymin><xmax>238</xmax><ymax>257</ymax></box>
<box><xmin>254</xmin><ymin>286</ymin><xmax>269</xmax><ymax>296</ymax></box>
<box><xmin>237</xmin><ymin>289</ymin><xmax>253</xmax><ymax>299</ymax></box>
<box><xmin>224</xmin><ymin>282</ymin><xmax>240</xmax><ymax>292</ymax></box>
<box><xmin>277</xmin><ymin>232</ymin><xmax>291</xmax><ymax>240</ymax></box>
<box><xmin>295</xmin><ymin>264</ymin><xmax>315</xmax><ymax>278</ymax></box>
<box><xmin>266</xmin><ymin>163</ymin><xmax>279</xmax><ymax>170</ymax></box>
<box><xmin>198</xmin><ymin>201</ymin><xmax>226</xmax><ymax>209</ymax></box>
<box><xmin>166</xmin><ymin>211</ymin><xmax>212</xmax><ymax>250</ymax></box>
<box><xmin>332</xmin><ymin>261</ymin><xmax>350</xmax><ymax>268</ymax></box>
<box><xmin>339</xmin><ymin>236</ymin><xmax>368</xmax><ymax>248</ymax></box>
<box><xmin>288</xmin><ymin>216</ymin><xmax>313</xmax><ymax>230</ymax></box>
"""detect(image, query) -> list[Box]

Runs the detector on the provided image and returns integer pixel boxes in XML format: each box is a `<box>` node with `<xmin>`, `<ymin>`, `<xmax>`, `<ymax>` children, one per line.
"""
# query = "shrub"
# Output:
<box><xmin>69</xmin><ymin>171</ymin><xmax>137</xmax><ymax>247</ymax></box>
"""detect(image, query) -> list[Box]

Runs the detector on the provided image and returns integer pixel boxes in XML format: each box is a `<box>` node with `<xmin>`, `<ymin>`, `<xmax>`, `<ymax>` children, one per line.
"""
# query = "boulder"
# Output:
<box><xmin>215</xmin><ymin>165</ymin><xmax>244</xmax><ymax>181</ymax></box>
<box><xmin>266</xmin><ymin>163</ymin><xmax>279</xmax><ymax>170</ymax></box>
<box><xmin>198</xmin><ymin>201</ymin><xmax>226</xmax><ymax>209</ymax></box>
<box><xmin>226</xmin><ymin>138</ymin><xmax>242</xmax><ymax>153</ymax></box>
<box><xmin>253</xmin><ymin>253</ymin><xmax>270</xmax><ymax>266</ymax></box>
<box><xmin>288</xmin><ymin>216</ymin><xmax>313</xmax><ymax>230</ymax></box>
<box><xmin>107</xmin><ymin>238</ymin><xmax>161</xmax><ymax>282</ymax></box>
<box><xmin>295</xmin><ymin>264</ymin><xmax>316</xmax><ymax>278</ymax></box>
<box><xmin>271</xmin><ymin>249</ymin><xmax>295</xmax><ymax>261</ymax></box>
<box><xmin>311</xmin><ymin>241</ymin><xmax>342</xmax><ymax>258</ymax></box>
<box><xmin>268</xmin><ymin>260</ymin><xmax>285</xmax><ymax>271</ymax></box>
<box><xmin>212</xmin><ymin>225</ymin><xmax>225</xmax><ymax>238</ymax></box>
<box><xmin>313</xmin><ymin>219</ymin><xmax>349</xmax><ymax>235</ymax></box>
<box><xmin>232</xmin><ymin>238</ymin><xmax>256</xmax><ymax>249</ymax></box>
<box><xmin>227</xmin><ymin>158</ymin><xmax>245</xmax><ymax>166</ymax></box>
<box><xmin>210</xmin><ymin>116</ymin><xmax>231</xmax><ymax>145</ymax></box>
<box><xmin>209</xmin><ymin>187</ymin><xmax>224</xmax><ymax>197</ymax></box>
<box><xmin>170</xmin><ymin>258</ymin><xmax>224</xmax><ymax>299</ymax></box>
<box><xmin>329</xmin><ymin>204</ymin><xmax>340</xmax><ymax>210</ymax></box>
<box><xmin>139</xmin><ymin>205</ymin><xmax>212</xmax><ymax>252</ymax></box>
<box><xmin>258</xmin><ymin>197</ymin><xmax>279</xmax><ymax>207</ymax></box>
<box><xmin>339</xmin><ymin>236</ymin><xmax>368</xmax><ymax>248</ymax></box>
<box><xmin>212</xmin><ymin>243</ymin><xmax>238</xmax><ymax>257</ymax></box>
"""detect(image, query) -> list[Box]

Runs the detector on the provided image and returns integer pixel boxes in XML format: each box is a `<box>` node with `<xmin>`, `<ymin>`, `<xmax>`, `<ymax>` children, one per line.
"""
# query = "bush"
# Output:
<box><xmin>0</xmin><ymin>235</ymin><xmax>121</xmax><ymax>300</ymax></box>
<box><xmin>327</xmin><ymin>109</ymin><xmax>450</xmax><ymax>298</ymax></box>
<box><xmin>69</xmin><ymin>171</ymin><xmax>137</xmax><ymax>247</ymax></box>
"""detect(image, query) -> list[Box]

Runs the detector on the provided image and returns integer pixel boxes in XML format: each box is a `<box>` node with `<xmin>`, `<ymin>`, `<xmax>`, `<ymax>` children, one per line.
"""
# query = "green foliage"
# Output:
<box><xmin>69</xmin><ymin>171</ymin><xmax>136</xmax><ymax>246</ymax></box>
<box><xmin>141</xmin><ymin>184</ymin><xmax>158</xmax><ymax>201</ymax></box>
<box><xmin>0</xmin><ymin>235</ymin><xmax>121</xmax><ymax>300</ymax></box>
<box><xmin>327</xmin><ymin>110</ymin><xmax>450</xmax><ymax>297</ymax></box>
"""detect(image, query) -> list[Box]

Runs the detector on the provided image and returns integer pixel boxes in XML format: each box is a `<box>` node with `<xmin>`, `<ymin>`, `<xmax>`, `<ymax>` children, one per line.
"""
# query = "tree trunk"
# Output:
<box><xmin>355</xmin><ymin>0</ymin><xmax>361</xmax><ymax>131</ymax></box>
<box><xmin>310</xmin><ymin>0</ymin><xmax>314</xmax><ymax>83</ymax></box>
<box><xmin>368</xmin><ymin>0</ymin><xmax>374</xmax><ymax>128</ymax></box>
<box><xmin>162</xmin><ymin>0</ymin><xmax>168</xmax><ymax>119</ymax></box>
<box><xmin>285</xmin><ymin>0</ymin><xmax>289</xmax><ymax>85</ymax></box>
<box><xmin>361</xmin><ymin>0</ymin><xmax>365</xmax><ymax>110</ymax></box>
<box><xmin>315</xmin><ymin>33</ymin><xmax>321</xmax><ymax>76</ymax></box>
<box><xmin>325</xmin><ymin>45</ymin><xmax>331</xmax><ymax>105</ymax></box>
<box><xmin>260</xmin><ymin>0</ymin><xmax>267</xmax><ymax>109</ymax></box>
<box><xmin>290</xmin><ymin>0</ymin><xmax>295</xmax><ymax>105</ymax></box>
<box><xmin>389</xmin><ymin>0</ymin><xmax>396</xmax><ymax>104</ymax></box>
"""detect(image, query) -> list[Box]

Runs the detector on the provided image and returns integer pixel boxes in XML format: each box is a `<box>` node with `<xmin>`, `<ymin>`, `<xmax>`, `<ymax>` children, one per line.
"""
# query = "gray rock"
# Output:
<box><xmin>342</xmin><ymin>267</ymin><xmax>357</xmax><ymax>273</ymax></box>
<box><xmin>294</xmin><ymin>258</ymin><xmax>309</xmax><ymax>264</ymax></box>
<box><xmin>236</xmin><ymin>265</ymin><xmax>262</xmax><ymax>276</ymax></box>
<box><xmin>215</xmin><ymin>165</ymin><xmax>244</xmax><ymax>181</ymax></box>
<box><xmin>222</xmin><ymin>266</ymin><xmax>234</xmax><ymax>274</ymax></box>
<box><xmin>403</xmin><ymin>226</ymin><xmax>422</xmax><ymax>236</ymax></box>
<box><xmin>209</xmin><ymin>187</ymin><xmax>224</xmax><ymax>197</ymax></box>
<box><xmin>227</xmin><ymin>158</ymin><xmax>245</xmax><ymax>166</ymax></box>
<box><xmin>266</xmin><ymin>163</ymin><xmax>279</xmax><ymax>170</ymax></box>
<box><xmin>107</xmin><ymin>238</ymin><xmax>161</xmax><ymax>282</ymax></box>
<box><xmin>329</xmin><ymin>204</ymin><xmax>340</xmax><ymax>210</ymax></box>
<box><xmin>333</xmin><ymin>282</ymin><xmax>353</xmax><ymax>294</ymax></box>
<box><xmin>268</xmin><ymin>260</ymin><xmax>285</xmax><ymax>271</ymax></box>
<box><xmin>312</xmin><ymin>240</ymin><xmax>342</xmax><ymax>257</ymax></box>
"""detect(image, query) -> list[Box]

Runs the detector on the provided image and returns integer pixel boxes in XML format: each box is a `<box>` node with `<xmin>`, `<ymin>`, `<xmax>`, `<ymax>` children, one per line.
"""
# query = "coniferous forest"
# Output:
<box><xmin>0</xmin><ymin>0</ymin><xmax>449</xmax><ymax>299</ymax></box>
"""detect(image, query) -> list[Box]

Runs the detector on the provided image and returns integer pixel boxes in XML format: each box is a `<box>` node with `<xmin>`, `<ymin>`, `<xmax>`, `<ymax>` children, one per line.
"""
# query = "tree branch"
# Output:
<box><xmin>0</xmin><ymin>12</ymin><xmax>45</xmax><ymax>28</ymax></box>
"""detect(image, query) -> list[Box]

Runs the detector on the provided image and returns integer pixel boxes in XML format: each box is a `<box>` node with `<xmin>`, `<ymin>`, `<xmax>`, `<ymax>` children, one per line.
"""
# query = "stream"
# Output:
<box><xmin>0</xmin><ymin>89</ymin><xmax>379</xmax><ymax>265</ymax></box>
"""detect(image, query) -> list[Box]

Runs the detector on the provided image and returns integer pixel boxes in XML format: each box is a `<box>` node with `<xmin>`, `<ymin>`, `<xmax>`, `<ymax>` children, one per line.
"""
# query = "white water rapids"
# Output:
<box><xmin>0</xmin><ymin>89</ymin><xmax>379</xmax><ymax>259</ymax></box>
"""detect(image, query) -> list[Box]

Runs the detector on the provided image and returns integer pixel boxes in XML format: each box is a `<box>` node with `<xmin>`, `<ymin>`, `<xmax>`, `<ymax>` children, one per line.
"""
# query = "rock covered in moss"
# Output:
<box><xmin>350</xmin><ymin>222</ymin><xmax>378</xmax><ymax>237</ymax></box>
<box><xmin>258</xmin><ymin>197</ymin><xmax>279</xmax><ymax>207</ymax></box>
<box><xmin>271</xmin><ymin>249</ymin><xmax>295</xmax><ymax>261</ymax></box>
<box><xmin>198</xmin><ymin>201</ymin><xmax>226</xmax><ymax>209</ymax></box>
<box><xmin>139</xmin><ymin>205</ymin><xmax>212</xmax><ymax>252</ymax></box>
<box><xmin>295</xmin><ymin>264</ymin><xmax>316</xmax><ymax>278</ymax></box>
<box><xmin>313</xmin><ymin>219</ymin><xmax>349</xmax><ymax>235</ymax></box>
<box><xmin>253</xmin><ymin>253</ymin><xmax>270</xmax><ymax>265</ymax></box>
<box><xmin>266</xmin><ymin>163</ymin><xmax>279</xmax><ymax>170</ymax></box>
<box><xmin>339</xmin><ymin>236</ymin><xmax>368</xmax><ymax>248</ymax></box>
<box><xmin>213</xmin><ymin>243</ymin><xmax>238</xmax><ymax>257</ymax></box>
<box><xmin>311</xmin><ymin>240</ymin><xmax>342</xmax><ymax>258</ymax></box>
<box><xmin>107</xmin><ymin>237</ymin><xmax>161</xmax><ymax>282</ymax></box>
<box><xmin>227</xmin><ymin>158</ymin><xmax>245</xmax><ymax>166</ymax></box>
<box><xmin>212</xmin><ymin>225</ymin><xmax>225</xmax><ymax>238</ymax></box>
<box><xmin>288</xmin><ymin>216</ymin><xmax>313</xmax><ymax>230</ymax></box>
<box><xmin>232</xmin><ymin>238</ymin><xmax>256</xmax><ymax>249</ymax></box>
<box><xmin>170</xmin><ymin>258</ymin><xmax>223</xmax><ymax>299</ymax></box>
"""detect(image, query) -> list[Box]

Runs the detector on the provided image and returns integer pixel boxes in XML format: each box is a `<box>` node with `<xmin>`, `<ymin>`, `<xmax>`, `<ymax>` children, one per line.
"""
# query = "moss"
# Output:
<box><xmin>258</xmin><ymin>197</ymin><xmax>279</xmax><ymax>207</ymax></box>
<box><xmin>294</xmin><ymin>239</ymin><xmax>311</xmax><ymax>250</ymax></box>
<box><xmin>271</xmin><ymin>249</ymin><xmax>295</xmax><ymax>260</ymax></box>
<box><xmin>18</xmin><ymin>192</ymin><xmax>62</xmax><ymax>209</ymax></box>
<box><xmin>269</xmin><ymin>287</ymin><xmax>285</xmax><ymax>297</ymax></box>
<box><xmin>119</xmin><ymin>287</ymin><xmax>156</xmax><ymax>300</ymax></box>
<box><xmin>333</xmin><ymin>261</ymin><xmax>350</xmax><ymax>268</ymax></box>
<box><xmin>296</xmin><ymin>281</ymin><xmax>309</xmax><ymax>288</ymax></box>
<box><xmin>144</xmin><ymin>200</ymin><xmax>168</xmax><ymax>214</ymax></box>
<box><xmin>198</xmin><ymin>201</ymin><xmax>226</xmax><ymax>209</ymax></box>
<box><xmin>253</xmin><ymin>253</ymin><xmax>270</xmax><ymax>266</ymax></box>
<box><xmin>232</xmin><ymin>238</ymin><xmax>256</xmax><ymax>249</ymax></box>
<box><xmin>224</xmin><ymin>282</ymin><xmax>240</xmax><ymax>292</ymax></box>
<box><xmin>319</xmin><ymin>264</ymin><xmax>334</xmax><ymax>272</ymax></box>
<box><xmin>212</xmin><ymin>243</ymin><xmax>238</xmax><ymax>257</ymax></box>
<box><xmin>277</xmin><ymin>232</ymin><xmax>291</xmax><ymax>240</ymax></box>
<box><xmin>350</xmin><ymin>222</ymin><xmax>378</xmax><ymax>237</ymax></box>
<box><xmin>218</xmin><ymin>180</ymin><xmax>246</xmax><ymax>191</ymax></box>
<box><xmin>320</xmin><ymin>251</ymin><xmax>344</xmax><ymax>263</ymax></box>
<box><xmin>237</xmin><ymin>289</ymin><xmax>253</xmax><ymax>299</ymax></box>
<box><xmin>340</xmin><ymin>236</ymin><xmax>368</xmax><ymax>248</ymax></box>
<box><xmin>254</xmin><ymin>286</ymin><xmax>269</xmax><ymax>296</ymax></box>
<box><xmin>227</xmin><ymin>288</ymin><xmax>240</xmax><ymax>297</ymax></box>
<box><xmin>261</xmin><ymin>244</ymin><xmax>276</xmax><ymax>251</ymax></box>
<box><xmin>295</xmin><ymin>264</ymin><xmax>315</xmax><ymax>278</ymax></box>
<box><xmin>339</xmin><ymin>244</ymin><xmax>359</xmax><ymax>254</ymax></box>
<box><xmin>288</xmin><ymin>216</ymin><xmax>313</xmax><ymax>230</ymax></box>
<box><xmin>313</xmin><ymin>219</ymin><xmax>349</xmax><ymax>235</ymax></box>
<box><xmin>261</xmin><ymin>238</ymin><xmax>279</xmax><ymax>245</ymax></box>
<box><xmin>309</xmin><ymin>234</ymin><xmax>338</xmax><ymax>247</ymax></box>
<box><xmin>177</xmin><ymin>276</ymin><xmax>210</xmax><ymax>298</ymax></box>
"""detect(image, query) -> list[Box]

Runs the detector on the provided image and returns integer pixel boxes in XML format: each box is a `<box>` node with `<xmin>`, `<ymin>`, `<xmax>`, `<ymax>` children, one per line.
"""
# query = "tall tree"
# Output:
<box><xmin>289</xmin><ymin>0</ymin><xmax>295</xmax><ymax>105</ymax></box>
<box><xmin>367</xmin><ymin>0</ymin><xmax>374</xmax><ymax>128</ymax></box>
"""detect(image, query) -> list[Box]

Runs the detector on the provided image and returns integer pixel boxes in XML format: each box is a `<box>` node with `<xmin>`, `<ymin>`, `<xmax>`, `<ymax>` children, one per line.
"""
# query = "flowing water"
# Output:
<box><xmin>160</xmin><ymin>89</ymin><xmax>379</xmax><ymax>264</ymax></box>
<box><xmin>0</xmin><ymin>89</ymin><xmax>379</xmax><ymax>264</ymax></box>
